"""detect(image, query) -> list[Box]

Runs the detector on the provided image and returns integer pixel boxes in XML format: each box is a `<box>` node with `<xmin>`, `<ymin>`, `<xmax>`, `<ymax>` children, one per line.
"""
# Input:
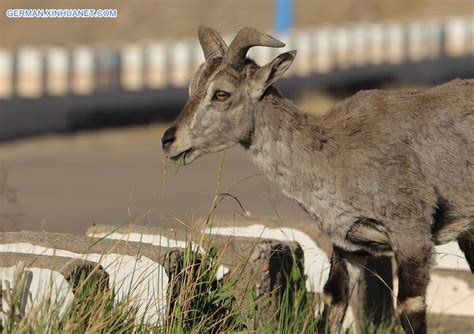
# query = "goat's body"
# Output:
<box><xmin>250</xmin><ymin>79</ymin><xmax>473</xmax><ymax>254</ymax></box>
<box><xmin>246</xmin><ymin>79</ymin><xmax>473</xmax><ymax>332</ymax></box>
<box><xmin>165</xmin><ymin>26</ymin><xmax>473</xmax><ymax>332</ymax></box>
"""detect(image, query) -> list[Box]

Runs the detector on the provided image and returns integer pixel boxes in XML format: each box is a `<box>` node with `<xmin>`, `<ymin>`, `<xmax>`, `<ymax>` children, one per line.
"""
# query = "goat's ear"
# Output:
<box><xmin>251</xmin><ymin>50</ymin><xmax>296</xmax><ymax>98</ymax></box>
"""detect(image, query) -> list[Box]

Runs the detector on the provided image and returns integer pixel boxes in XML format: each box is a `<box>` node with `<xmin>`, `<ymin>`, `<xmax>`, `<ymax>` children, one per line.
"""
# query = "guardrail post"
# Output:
<box><xmin>121</xmin><ymin>44</ymin><xmax>144</xmax><ymax>91</ymax></box>
<box><xmin>46</xmin><ymin>47</ymin><xmax>69</xmax><ymax>96</ymax></box>
<box><xmin>144</xmin><ymin>42</ymin><xmax>167</xmax><ymax>89</ymax></box>
<box><xmin>72</xmin><ymin>46</ymin><xmax>94</xmax><ymax>95</ymax></box>
<box><xmin>0</xmin><ymin>50</ymin><xmax>13</xmax><ymax>99</ymax></box>
<box><xmin>169</xmin><ymin>40</ymin><xmax>192</xmax><ymax>87</ymax></box>
<box><xmin>16</xmin><ymin>47</ymin><xmax>43</xmax><ymax>98</ymax></box>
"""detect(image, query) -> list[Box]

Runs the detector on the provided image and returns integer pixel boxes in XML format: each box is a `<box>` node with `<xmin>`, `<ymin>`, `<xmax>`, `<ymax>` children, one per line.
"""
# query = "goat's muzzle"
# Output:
<box><xmin>161</xmin><ymin>126</ymin><xmax>177</xmax><ymax>150</ymax></box>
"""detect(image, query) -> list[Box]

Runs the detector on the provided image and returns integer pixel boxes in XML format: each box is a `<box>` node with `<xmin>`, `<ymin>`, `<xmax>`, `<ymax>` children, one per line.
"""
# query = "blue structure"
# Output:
<box><xmin>274</xmin><ymin>0</ymin><xmax>293</xmax><ymax>33</ymax></box>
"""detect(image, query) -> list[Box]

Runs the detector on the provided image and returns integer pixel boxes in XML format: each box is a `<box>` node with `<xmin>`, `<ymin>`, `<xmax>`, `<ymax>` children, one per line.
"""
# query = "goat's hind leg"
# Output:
<box><xmin>318</xmin><ymin>247</ymin><xmax>363</xmax><ymax>333</ymax></box>
<box><xmin>394</xmin><ymin>236</ymin><xmax>434</xmax><ymax>334</ymax></box>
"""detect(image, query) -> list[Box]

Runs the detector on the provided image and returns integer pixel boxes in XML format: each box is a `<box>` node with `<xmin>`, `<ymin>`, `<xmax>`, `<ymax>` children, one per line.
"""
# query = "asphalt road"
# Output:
<box><xmin>0</xmin><ymin>124</ymin><xmax>307</xmax><ymax>234</ymax></box>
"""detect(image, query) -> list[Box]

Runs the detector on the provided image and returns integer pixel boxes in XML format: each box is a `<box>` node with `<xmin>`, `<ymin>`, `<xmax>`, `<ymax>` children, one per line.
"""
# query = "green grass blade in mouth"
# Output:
<box><xmin>173</xmin><ymin>150</ymin><xmax>187</xmax><ymax>174</ymax></box>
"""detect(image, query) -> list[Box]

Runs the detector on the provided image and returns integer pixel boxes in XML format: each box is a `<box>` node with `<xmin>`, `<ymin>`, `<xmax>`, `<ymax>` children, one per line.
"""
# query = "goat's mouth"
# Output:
<box><xmin>169</xmin><ymin>147</ymin><xmax>193</xmax><ymax>163</ymax></box>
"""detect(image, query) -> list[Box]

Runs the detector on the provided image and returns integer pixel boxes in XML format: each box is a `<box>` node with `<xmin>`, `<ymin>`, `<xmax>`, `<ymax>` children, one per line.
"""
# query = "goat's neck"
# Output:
<box><xmin>246</xmin><ymin>90</ymin><xmax>327</xmax><ymax>196</ymax></box>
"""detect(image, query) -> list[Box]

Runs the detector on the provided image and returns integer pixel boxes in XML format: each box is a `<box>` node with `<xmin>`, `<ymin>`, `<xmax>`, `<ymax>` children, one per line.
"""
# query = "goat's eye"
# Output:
<box><xmin>213</xmin><ymin>90</ymin><xmax>230</xmax><ymax>101</ymax></box>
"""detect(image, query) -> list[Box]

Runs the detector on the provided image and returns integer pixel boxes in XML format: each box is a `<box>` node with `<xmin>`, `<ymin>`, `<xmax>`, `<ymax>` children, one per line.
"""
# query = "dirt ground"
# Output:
<box><xmin>0</xmin><ymin>123</ymin><xmax>308</xmax><ymax>234</ymax></box>
<box><xmin>1</xmin><ymin>0</ymin><xmax>473</xmax><ymax>48</ymax></box>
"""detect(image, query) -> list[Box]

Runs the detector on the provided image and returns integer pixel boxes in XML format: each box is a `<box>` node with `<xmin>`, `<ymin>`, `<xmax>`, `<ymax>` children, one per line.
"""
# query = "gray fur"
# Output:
<box><xmin>162</xmin><ymin>26</ymin><xmax>474</xmax><ymax>333</ymax></box>
<box><xmin>250</xmin><ymin>82</ymin><xmax>473</xmax><ymax>251</ymax></box>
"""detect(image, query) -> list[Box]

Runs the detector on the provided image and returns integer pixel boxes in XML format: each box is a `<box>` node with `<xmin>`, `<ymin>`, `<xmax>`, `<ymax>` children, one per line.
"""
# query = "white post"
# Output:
<box><xmin>386</xmin><ymin>22</ymin><xmax>405</xmax><ymax>64</ymax></box>
<box><xmin>121</xmin><ymin>44</ymin><xmax>144</xmax><ymax>91</ymax></box>
<box><xmin>351</xmin><ymin>23</ymin><xmax>369</xmax><ymax>67</ymax></box>
<box><xmin>46</xmin><ymin>47</ymin><xmax>69</xmax><ymax>96</ymax></box>
<box><xmin>334</xmin><ymin>26</ymin><xmax>350</xmax><ymax>69</ymax></box>
<box><xmin>313</xmin><ymin>27</ymin><xmax>333</xmax><ymax>73</ymax></box>
<box><xmin>145</xmin><ymin>42</ymin><xmax>167</xmax><ymax>89</ymax></box>
<box><xmin>72</xmin><ymin>46</ymin><xmax>94</xmax><ymax>95</ymax></box>
<box><xmin>0</xmin><ymin>50</ymin><xmax>13</xmax><ymax>99</ymax></box>
<box><xmin>445</xmin><ymin>18</ymin><xmax>468</xmax><ymax>57</ymax></box>
<box><xmin>368</xmin><ymin>23</ymin><xmax>385</xmax><ymax>65</ymax></box>
<box><xmin>467</xmin><ymin>17</ymin><xmax>474</xmax><ymax>55</ymax></box>
<box><xmin>293</xmin><ymin>30</ymin><xmax>312</xmax><ymax>76</ymax></box>
<box><xmin>169</xmin><ymin>40</ymin><xmax>191</xmax><ymax>87</ymax></box>
<box><xmin>16</xmin><ymin>46</ymin><xmax>43</xmax><ymax>98</ymax></box>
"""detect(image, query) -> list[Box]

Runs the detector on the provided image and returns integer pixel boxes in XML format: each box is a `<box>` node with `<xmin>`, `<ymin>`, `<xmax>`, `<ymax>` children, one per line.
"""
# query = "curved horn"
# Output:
<box><xmin>198</xmin><ymin>25</ymin><xmax>227</xmax><ymax>60</ymax></box>
<box><xmin>225</xmin><ymin>27</ymin><xmax>285</xmax><ymax>68</ymax></box>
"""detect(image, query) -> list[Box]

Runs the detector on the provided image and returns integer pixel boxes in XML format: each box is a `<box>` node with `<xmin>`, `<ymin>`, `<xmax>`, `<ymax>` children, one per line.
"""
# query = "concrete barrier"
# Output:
<box><xmin>86</xmin><ymin>216</ymin><xmax>390</xmax><ymax>329</ymax></box>
<box><xmin>1</xmin><ymin>228</ymin><xmax>312</xmax><ymax>324</ymax></box>
<box><xmin>0</xmin><ymin>253</ymin><xmax>108</xmax><ymax>291</ymax></box>
<box><xmin>1</xmin><ymin>255</ymin><xmax>72</xmax><ymax>319</ymax></box>
<box><xmin>1</xmin><ymin>214</ymin><xmax>471</xmax><ymax>329</ymax></box>
<box><xmin>87</xmin><ymin>223</ymin><xmax>311</xmax><ymax>318</ymax></box>
<box><xmin>86</xmin><ymin>215</ymin><xmax>474</xmax><ymax>327</ymax></box>
<box><xmin>0</xmin><ymin>231</ymin><xmax>169</xmax><ymax>323</ymax></box>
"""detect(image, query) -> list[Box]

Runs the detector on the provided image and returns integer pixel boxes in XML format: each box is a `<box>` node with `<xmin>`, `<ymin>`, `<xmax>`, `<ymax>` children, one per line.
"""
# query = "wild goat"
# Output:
<box><xmin>161</xmin><ymin>26</ymin><xmax>474</xmax><ymax>333</ymax></box>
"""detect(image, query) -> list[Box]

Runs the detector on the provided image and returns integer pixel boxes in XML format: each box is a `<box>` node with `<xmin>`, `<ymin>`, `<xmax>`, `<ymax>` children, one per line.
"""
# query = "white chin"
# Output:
<box><xmin>183</xmin><ymin>149</ymin><xmax>201</xmax><ymax>165</ymax></box>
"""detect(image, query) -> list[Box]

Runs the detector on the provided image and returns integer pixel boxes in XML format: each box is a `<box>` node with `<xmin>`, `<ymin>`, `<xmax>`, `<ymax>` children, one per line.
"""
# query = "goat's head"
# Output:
<box><xmin>162</xmin><ymin>26</ymin><xmax>296</xmax><ymax>164</ymax></box>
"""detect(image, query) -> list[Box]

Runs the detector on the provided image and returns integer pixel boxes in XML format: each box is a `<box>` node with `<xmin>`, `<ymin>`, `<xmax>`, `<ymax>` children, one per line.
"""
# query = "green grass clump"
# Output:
<box><xmin>0</xmin><ymin>242</ymin><xmax>325</xmax><ymax>334</ymax></box>
<box><xmin>163</xmin><ymin>246</ymin><xmax>243</xmax><ymax>334</ymax></box>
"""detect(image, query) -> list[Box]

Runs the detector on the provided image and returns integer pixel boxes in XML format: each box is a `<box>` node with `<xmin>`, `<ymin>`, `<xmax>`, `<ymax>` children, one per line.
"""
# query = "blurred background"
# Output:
<box><xmin>0</xmin><ymin>1</ymin><xmax>473</xmax><ymax>234</ymax></box>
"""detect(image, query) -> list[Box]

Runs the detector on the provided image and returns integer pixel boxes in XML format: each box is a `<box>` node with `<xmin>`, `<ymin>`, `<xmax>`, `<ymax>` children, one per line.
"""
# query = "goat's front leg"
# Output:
<box><xmin>318</xmin><ymin>247</ymin><xmax>363</xmax><ymax>333</ymax></box>
<box><xmin>394</xmin><ymin>236</ymin><xmax>434</xmax><ymax>334</ymax></box>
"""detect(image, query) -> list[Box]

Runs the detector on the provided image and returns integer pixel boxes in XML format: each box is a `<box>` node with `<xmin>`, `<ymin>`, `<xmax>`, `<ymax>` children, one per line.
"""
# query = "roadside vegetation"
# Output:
<box><xmin>1</xmin><ymin>243</ymin><xmax>404</xmax><ymax>333</ymax></box>
<box><xmin>0</xmin><ymin>240</ymin><xmax>322</xmax><ymax>334</ymax></box>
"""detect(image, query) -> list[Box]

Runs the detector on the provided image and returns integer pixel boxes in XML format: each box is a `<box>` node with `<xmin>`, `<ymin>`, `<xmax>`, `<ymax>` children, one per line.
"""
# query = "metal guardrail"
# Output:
<box><xmin>0</xmin><ymin>16</ymin><xmax>473</xmax><ymax>100</ymax></box>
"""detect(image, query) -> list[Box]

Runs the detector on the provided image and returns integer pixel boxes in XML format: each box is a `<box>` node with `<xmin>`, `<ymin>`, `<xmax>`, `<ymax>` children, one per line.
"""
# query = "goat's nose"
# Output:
<box><xmin>161</xmin><ymin>126</ymin><xmax>177</xmax><ymax>149</ymax></box>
